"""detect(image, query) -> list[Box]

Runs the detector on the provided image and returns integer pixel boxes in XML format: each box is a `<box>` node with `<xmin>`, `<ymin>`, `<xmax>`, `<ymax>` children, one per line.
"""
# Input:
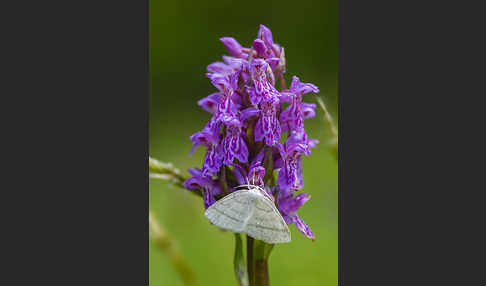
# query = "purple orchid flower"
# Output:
<box><xmin>185</xmin><ymin>25</ymin><xmax>322</xmax><ymax>241</ymax></box>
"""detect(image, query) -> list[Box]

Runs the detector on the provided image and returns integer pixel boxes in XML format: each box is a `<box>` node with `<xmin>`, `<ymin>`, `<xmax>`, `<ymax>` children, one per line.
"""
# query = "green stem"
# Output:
<box><xmin>234</xmin><ymin>234</ymin><xmax>249</xmax><ymax>286</ymax></box>
<box><xmin>253</xmin><ymin>240</ymin><xmax>273</xmax><ymax>286</ymax></box>
<box><xmin>247</xmin><ymin>236</ymin><xmax>255</xmax><ymax>286</ymax></box>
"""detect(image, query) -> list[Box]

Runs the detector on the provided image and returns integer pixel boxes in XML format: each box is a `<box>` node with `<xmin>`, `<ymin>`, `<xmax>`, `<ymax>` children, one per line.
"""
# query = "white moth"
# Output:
<box><xmin>204</xmin><ymin>185</ymin><xmax>291</xmax><ymax>244</ymax></box>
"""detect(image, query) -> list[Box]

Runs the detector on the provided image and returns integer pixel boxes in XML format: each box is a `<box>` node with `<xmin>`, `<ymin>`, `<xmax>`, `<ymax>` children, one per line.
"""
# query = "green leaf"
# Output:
<box><xmin>234</xmin><ymin>233</ymin><xmax>249</xmax><ymax>286</ymax></box>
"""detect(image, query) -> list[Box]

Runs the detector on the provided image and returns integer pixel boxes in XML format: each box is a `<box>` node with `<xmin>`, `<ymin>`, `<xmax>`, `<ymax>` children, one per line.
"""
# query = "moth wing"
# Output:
<box><xmin>245</xmin><ymin>196</ymin><xmax>291</xmax><ymax>244</ymax></box>
<box><xmin>204</xmin><ymin>190</ymin><xmax>254</xmax><ymax>233</ymax></box>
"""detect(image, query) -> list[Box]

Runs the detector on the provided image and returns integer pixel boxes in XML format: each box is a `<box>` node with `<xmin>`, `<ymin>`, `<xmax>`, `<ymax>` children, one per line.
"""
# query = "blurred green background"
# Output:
<box><xmin>149</xmin><ymin>0</ymin><xmax>337</xmax><ymax>285</ymax></box>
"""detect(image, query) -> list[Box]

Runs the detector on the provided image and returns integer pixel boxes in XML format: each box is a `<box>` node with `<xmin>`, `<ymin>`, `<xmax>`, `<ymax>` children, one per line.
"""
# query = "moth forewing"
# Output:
<box><xmin>204</xmin><ymin>185</ymin><xmax>291</xmax><ymax>244</ymax></box>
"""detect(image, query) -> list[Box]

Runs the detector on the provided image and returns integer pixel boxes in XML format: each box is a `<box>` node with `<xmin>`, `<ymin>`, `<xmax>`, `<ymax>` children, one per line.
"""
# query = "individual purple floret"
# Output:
<box><xmin>189</xmin><ymin>119</ymin><xmax>222</xmax><ymax>177</ymax></box>
<box><xmin>278</xmin><ymin>192</ymin><xmax>315</xmax><ymax>240</ymax></box>
<box><xmin>249</xmin><ymin>59</ymin><xmax>279</xmax><ymax>104</ymax></box>
<box><xmin>184</xmin><ymin>25</ymin><xmax>321</xmax><ymax>240</ymax></box>
<box><xmin>222</xmin><ymin>117</ymin><xmax>248</xmax><ymax>164</ymax></box>
<box><xmin>231</xmin><ymin>157</ymin><xmax>265</xmax><ymax>187</ymax></box>
<box><xmin>206</xmin><ymin>72</ymin><xmax>241</xmax><ymax>124</ymax></box>
<box><xmin>248</xmin><ymin>149</ymin><xmax>266</xmax><ymax>186</ymax></box>
<box><xmin>276</xmin><ymin>130</ymin><xmax>318</xmax><ymax>193</ymax></box>
<box><xmin>280</xmin><ymin>76</ymin><xmax>319</xmax><ymax>132</ymax></box>
<box><xmin>183</xmin><ymin>168</ymin><xmax>221</xmax><ymax>209</ymax></box>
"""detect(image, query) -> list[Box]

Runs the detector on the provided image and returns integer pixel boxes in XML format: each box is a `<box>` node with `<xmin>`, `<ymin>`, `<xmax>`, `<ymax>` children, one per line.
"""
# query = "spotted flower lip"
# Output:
<box><xmin>222</xmin><ymin>117</ymin><xmax>248</xmax><ymax>165</ymax></box>
<box><xmin>254</xmin><ymin>96</ymin><xmax>281</xmax><ymax>146</ymax></box>
<box><xmin>276</xmin><ymin>130</ymin><xmax>318</xmax><ymax>192</ymax></box>
<box><xmin>185</xmin><ymin>25</ymin><xmax>321</xmax><ymax>240</ymax></box>
<box><xmin>189</xmin><ymin>119</ymin><xmax>223</xmax><ymax>177</ymax></box>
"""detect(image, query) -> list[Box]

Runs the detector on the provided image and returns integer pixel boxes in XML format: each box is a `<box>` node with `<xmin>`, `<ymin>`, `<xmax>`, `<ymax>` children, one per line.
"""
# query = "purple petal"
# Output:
<box><xmin>297</xmin><ymin>83</ymin><xmax>319</xmax><ymax>95</ymax></box>
<box><xmin>183</xmin><ymin>176</ymin><xmax>205</xmax><ymax>190</ymax></box>
<box><xmin>202</xmin><ymin>143</ymin><xmax>223</xmax><ymax>176</ymax></box>
<box><xmin>279</xmin><ymin>92</ymin><xmax>293</xmax><ymax>103</ymax></box>
<box><xmin>208</xmin><ymin>73</ymin><xmax>231</xmax><ymax>92</ymax></box>
<box><xmin>250</xmin><ymin>58</ymin><xmax>268</xmax><ymax>81</ymax></box>
<box><xmin>289</xmin><ymin>76</ymin><xmax>301</xmax><ymax>91</ymax></box>
<box><xmin>308</xmin><ymin>138</ymin><xmax>319</xmax><ymax>149</ymax></box>
<box><xmin>188</xmin><ymin>167</ymin><xmax>202</xmax><ymax>178</ymax></box>
<box><xmin>273</xmin><ymin>157</ymin><xmax>283</xmax><ymax>169</ymax></box>
<box><xmin>277</xmin><ymin>167</ymin><xmax>290</xmax><ymax>191</ymax></box>
<box><xmin>220</xmin><ymin>37</ymin><xmax>245</xmax><ymax>58</ymax></box>
<box><xmin>265</xmin><ymin>57</ymin><xmax>280</xmax><ymax>70</ymax></box>
<box><xmin>289</xmin><ymin>76</ymin><xmax>319</xmax><ymax>95</ymax></box>
<box><xmin>258</xmin><ymin>24</ymin><xmax>274</xmax><ymax>51</ymax></box>
<box><xmin>230</xmin><ymin>68</ymin><xmax>241</xmax><ymax>89</ymax></box>
<box><xmin>294</xmin><ymin>215</ymin><xmax>315</xmax><ymax>240</ymax></box>
<box><xmin>197</xmin><ymin>92</ymin><xmax>221</xmax><ymax>114</ymax></box>
<box><xmin>232</xmin><ymin>92</ymin><xmax>243</xmax><ymax>106</ymax></box>
<box><xmin>248</xmin><ymin>164</ymin><xmax>265</xmax><ymax>185</ymax></box>
<box><xmin>222</xmin><ymin>120</ymin><xmax>248</xmax><ymax>165</ymax></box>
<box><xmin>279</xmin><ymin>105</ymin><xmax>292</xmax><ymax>123</ymax></box>
<box><xmin>287</xmin><ymin>193</ymin><xmax>311</xmax><ymax>213</ymax></box>
<box><xmin>253</xmin><ymin>39</ymin><xmax>266</xmax><ymax>57</ymax></box>
<box><xmin>207</xmin><ymin>62</ymin><xmax>232</xmax><ymax>74</ymax></box>
<box><xmin>247</xmin><ymin>86</ymin><xmax>261</xmax><ymax>106</ymax></box>
<box><xmin>202</xmin><ymin>188</ymin><xmax>216</xmax><ymax>209</ymax></box>
<box><xmin>240</xmin><ymin>107</ymin><xmax>259</xmax><ymax>122</ymax></box>
<box><xmin>223</xmin><ymin>56</ymin><xmax>249</xmax><ymax>69</ymax></box>
<box><xmin>252</xmin><ymin>148</ymin><xmax>265</xmax><ymax>165</ymax></box>
<box><xmin>254</xmin><ymin>116</ymin><xmax>264</xmax><ymax>143</ymax></box>
<box><xmin>235</xmin><ymin>136</ymin><xmax>249</xmax><ymax>163</ymax></box>
<box><xmin>232</xmin><ymin>164</ymin><xmax>247</xmax><ymax>185</ymax></box>
<box><xmin>302</xmin><ymin>103</ymin><xmax>316</xmax><ymax>119</ymax></box>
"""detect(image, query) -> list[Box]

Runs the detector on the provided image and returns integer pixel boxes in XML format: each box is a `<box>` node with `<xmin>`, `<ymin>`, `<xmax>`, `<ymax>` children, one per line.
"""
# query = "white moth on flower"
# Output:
<box><xmin>204</xmin><ymin>184</ymin><xmax>291</xmax><ymax>244</ymax></box>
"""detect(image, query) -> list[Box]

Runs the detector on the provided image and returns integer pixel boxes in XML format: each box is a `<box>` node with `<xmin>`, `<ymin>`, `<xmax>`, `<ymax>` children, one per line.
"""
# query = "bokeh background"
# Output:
<box><xmin>149</xmin><ymin>0</ymin><xmax>337</xmax><ymax>285</ymax></box>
